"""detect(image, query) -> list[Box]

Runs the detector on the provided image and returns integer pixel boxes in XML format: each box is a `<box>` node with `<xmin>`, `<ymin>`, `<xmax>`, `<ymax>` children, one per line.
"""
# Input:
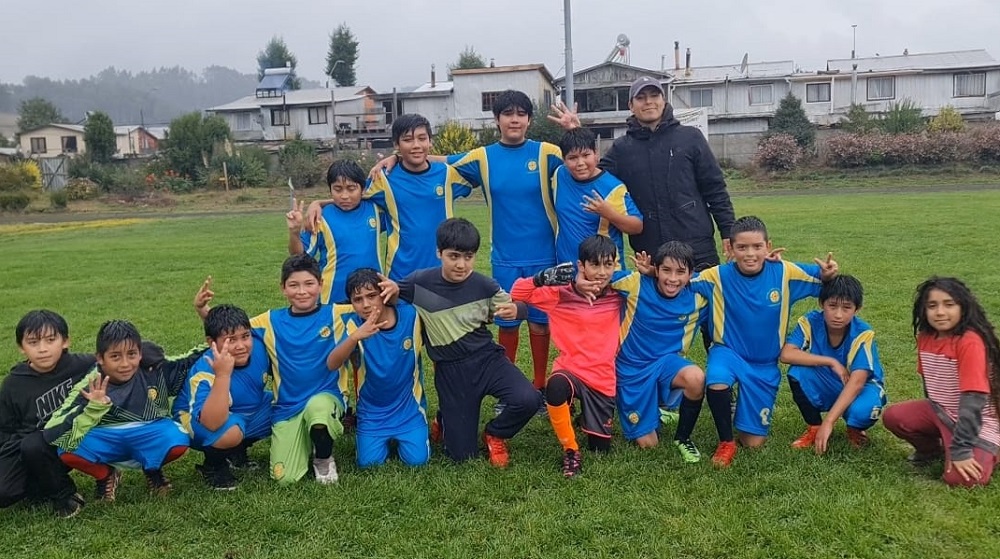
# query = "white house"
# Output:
<box><xmin>375</xmin><ymin>74</ymin><xmax>456</xmax><ymax>133</ymax></box>
<box><xmin>18</xmin><ymin>124</ymin><xmax>85</xmax><ymax>157</ymax></box>
<box><xmin>449</xmin><ymin>64</ymin><xmax>557</xmax><ymax>129</ymax></box>
<box><xmin>113</xmin><ymin>125</ymin><xmax>158</xmax><ymax>157</ymax></box>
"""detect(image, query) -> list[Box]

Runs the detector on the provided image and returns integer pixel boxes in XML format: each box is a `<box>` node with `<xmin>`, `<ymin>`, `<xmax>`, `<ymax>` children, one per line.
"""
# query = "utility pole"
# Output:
<box><xmin>563</xmin><ymin>0</ymin><xmax>574</xmax><ymax>109</ymax></box>
<box><xmin>851</xmin><ymin>24</ymin><xmax>857</xmax><ymax>59</ymax></box>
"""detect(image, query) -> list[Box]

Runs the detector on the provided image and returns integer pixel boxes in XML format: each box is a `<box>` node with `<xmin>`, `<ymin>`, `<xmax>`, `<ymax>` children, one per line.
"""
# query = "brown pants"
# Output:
<box><xmin>883</xmin><ymin>399</ymin><xmax>998</xmax><ymax>487</ymax></box>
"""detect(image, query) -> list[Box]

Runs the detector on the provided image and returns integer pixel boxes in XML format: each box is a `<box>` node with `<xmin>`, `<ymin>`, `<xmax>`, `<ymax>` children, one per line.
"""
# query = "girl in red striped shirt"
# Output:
<box><xmin>884</xmin><ymin>277</ymin><xmax>1000</xmax><ymax>487</ymax></box>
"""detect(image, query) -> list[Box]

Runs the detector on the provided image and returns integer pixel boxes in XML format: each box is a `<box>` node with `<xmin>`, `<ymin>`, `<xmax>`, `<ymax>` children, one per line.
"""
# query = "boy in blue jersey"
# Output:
<box><xmin>380</xmin><ymin>218</ymin><xmax>542</xmax><ymax>467</ymax></box>
<box><xmin>173</xmin><ymin>304</ymin><xmax>272</xmax><ymax>490</ymax></box>
<box><xmin>554</xmin><ymin>128</ymin><xmax>643</xmax><ymax>270</ymax></box>
<box><xmin>689</xmin><ymin>216</ymin><xmax>839</xmax><ymax>467</ymax></box>
<box><xmin>327</xmin><ymin>268</ymin><xmax>429</xmax><ymax>468</ymax></box>
<box><xmin>780</xmin><ymin>275</ymin><xmax>886</xmax><ymax>454</ymax></box>
<box><xmin>44</xmin><ymin>321</ymin><xmax>204</xmax><ymax>503</ymax></box>
<box><xmin>250</xmin><ymin>254</ymin><xmax>346</xmax><ymax>485</ymax></box>
<box><xmin>611</xmin><ymin>241</ymin><xmax>709</xmax><ymax>463</ymax></box>
<box><xmin>287</xmin><ymin>160</ymin><xmax>384</xmax><ymax>305</ymax></box>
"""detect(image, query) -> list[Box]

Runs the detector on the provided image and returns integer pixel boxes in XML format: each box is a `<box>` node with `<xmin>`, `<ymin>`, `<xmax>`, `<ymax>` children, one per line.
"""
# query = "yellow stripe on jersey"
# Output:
<box><xmin>613</xmin><ymin>273</ymin><xmax>642</xmax><ymax>345</ymax></box>
<box><xmin>681</xmin><ymin>294</ymin><xmax>707</xmax><ymax>355</ymax></box>
<box><xmin>599</xmin><ymin>184</ymin><xmax>630</xmax><ymax>237</ymax></box>
<box><xmin>538</xmin><ymin>142</ymin><xmax>560</xmax><ymax>235</ymax></box>
<box><xmin>444</xmin><ymin>167</ymin><xmax>465</xmax><ymax>218</ymax></box>
<box><xmin>410</xmin><ymin>315</ymin><xmax>426</xmax><ymax>420</ymax></box>
<box><xmin>250</xmin><ymin>313</ymin><xmax>280</xmax><ymax>404</ymax></box>
<box><xmin>698</xmin><ymin>267</ymin><xmax>726</xmax><ymax>344</ymax></box>
<box><xmin>779</xmin><ymin>262</ymin><xmax>822</xmax><ymax>345</ymax></box>
<box><xmin>847</xmin><ymin>329</ymin><xmax>876</xmax><ymax>375</ymax></box>
<box><xmin>797</xmin><ymin>315</ymin><xmax>813</xmax><ymax>350</ymax></box>
<box><xmin>333</xmin><ymin>304</ymin><xmax>354</xmax><ymax>403</ymax></box>
<box><xmin>318</xmin><ymin>219</ymin><xmax>338</xmax><ymax>304</ymax></box>
<box><xmin>369</xmin><ymin>171</ymin><xmax>401</xmax><ymax>279</ymax></box>
<box><xmin>180</xmin><ymin>372</ymin><xmax>215</xmax><ymax>434</ymax></box>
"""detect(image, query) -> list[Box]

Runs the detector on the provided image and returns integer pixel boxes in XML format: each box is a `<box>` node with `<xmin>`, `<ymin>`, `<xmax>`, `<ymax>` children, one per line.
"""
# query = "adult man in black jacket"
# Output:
<box><xmin>552</xmin><ymin>76</ymin><xmax>735</xmax><ymax>269</ymax></box>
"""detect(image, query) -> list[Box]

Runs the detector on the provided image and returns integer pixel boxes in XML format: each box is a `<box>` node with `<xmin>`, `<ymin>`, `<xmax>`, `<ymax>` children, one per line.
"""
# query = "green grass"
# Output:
<box><xmin>2</xmin><ymin>192</ymin><xmax>1000</xmax><ymax>558</ymax></box>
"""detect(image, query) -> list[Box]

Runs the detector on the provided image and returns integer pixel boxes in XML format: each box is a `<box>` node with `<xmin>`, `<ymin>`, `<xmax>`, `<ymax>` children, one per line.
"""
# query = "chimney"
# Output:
<box><xmin>431</xmin><ymin>64</ymin><xmax>436</xmax><ymax>88</ymax></box>
<box><xmin>490</xmin><ymin>58</ymin><xmax>495</xmax><ymax>68</ymax></box>
<box><xmin>685</xmin><ymin>47</ymin><xmax>692</xmax><ymax>76</ymax></box>
<box><xmin>674</xmin><ymin>41</ymin><xmax>681</xmax><ymax>71</ymax></box>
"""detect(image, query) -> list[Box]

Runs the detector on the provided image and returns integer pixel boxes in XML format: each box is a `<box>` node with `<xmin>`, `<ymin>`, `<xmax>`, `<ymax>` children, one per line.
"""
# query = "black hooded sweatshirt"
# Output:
<box><xmin>0</xmin><ymin>351</ymin><xmax>95</xmax><ymax>447</ymax></box>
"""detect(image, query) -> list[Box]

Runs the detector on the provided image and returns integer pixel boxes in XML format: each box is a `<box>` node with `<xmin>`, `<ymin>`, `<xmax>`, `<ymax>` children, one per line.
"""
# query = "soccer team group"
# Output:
<box><xmin>3</xmin><ymin>87</ymin><xmax>1000</xmax><ymax>519</ymax></box>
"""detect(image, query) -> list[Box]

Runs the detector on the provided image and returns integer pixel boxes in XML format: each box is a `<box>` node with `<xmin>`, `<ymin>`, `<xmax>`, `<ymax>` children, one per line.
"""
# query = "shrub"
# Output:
<box><xmin>49</xmin><ymin>190</ymin><xmax>68</xmax><ymax>209</ymax></box>
<box><xmin>278</xmin><ymin>141</ymin><xmax>324</xmax><ymax>188</ymax></box>
<box><xmin>0</xmin><ymin>192</ymin><xmax>31</xmax><ymax>212</ymax></box>
<box><xmin>19</xmin><ymin>161</ymin><xmax>42</xmax><ymax>189</ymax></box>
<box><xmin>971</xmin><ymin>124</ymin><xmax>1000</xmax><ymax>163</ymax></box>
<box><xmin>752</xmin><ymin>133</ymin><xmax>803</xmax><ymax>171</ymax></box>
<box><xmin>840</xmin><ymin>104</ymin><xmax>873</xmax><ymax>134</ymax></box>
<box><xmin>0</xmin><ymin>163</ymin><xmax>38</xmax><ymax>192</ymax></box>
<box><xmin>64</xmin><ymin>178</ymin><xmax>101</xmax><ymax>200</ymax></box>
<box><xmin>826</xmin><ymin>133</ymin><xmax>884</xmax><ymax>167</ymax></box>
<box><xmin>432</xmin><ymin>121</ymin><xmax>478</xmax><ymax>155</ymax></box>
<box><xmin>477</xmin><ymin>125</ymin><xmax>500</xmax><ymax>147</ymax></box>
<box><xmin>928</xmin><ymin>106</ymin><xmax>966</xmax><ymax>133</ymax></box>
<box><xmin>874</xmin><ymin>99</ymin><xmax>925</xmax><ymax>134</ymax></box>
<box><xmin>770</xmin><ymin>93</ymin><xmax>815</xmax><ymax>148</ymax></box>
<box><xmin>146</xmin><ymin>169</ymin><xmax>197</xmax><ymax>193</ymax></box>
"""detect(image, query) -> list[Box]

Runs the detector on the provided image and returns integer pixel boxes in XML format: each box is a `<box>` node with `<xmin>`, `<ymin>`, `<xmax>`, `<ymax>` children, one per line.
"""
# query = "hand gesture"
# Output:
<box><xmin>547</xmin><ymin>100</ymin><xmax>581</xmax><ymax>130</ymax></box>
<box><xmin>946</xmin><ymin>457</ymin><xmax>984</xmax><ymax>483</ymax></box>
<box><xmin>304</xmin><ymin>200</ymin><xmax>325</xmax><ymax>233</ymax></box>
<box><xmin>194</xmin><ymin>276</ymin><xmax>214</xmax><ymax>319</ymax></box>
<box><xmin>286</xmin><ymin>198</ymin><xmax>304</xmax><ymax>232</ymax></box>
<box><xmin>205</xmin><ymin>340</ymin><xmax>235</xmax><ymax>377</ymax></box>
<box><xmin>815</xmin><ymin>252</ymin><xmax>839</xmax><ymax>280</ymax></box>
<box><xmin>352</xmin><ymin>312</ymin><xmax>388</xmax><ymax>341</ymax></box>
<box><xmin>722</xmin><ymin>238</ymin><xmax>733</xmax><ymax>261</ymax></box>
<box><xmin>533</xmin><ymin>262</ymin><xmax>575</xmax><ymax>287</ymax></box>
<box><xmin>80</xmin><ymin>374</ymin><xmax>111</xmax><ymax>404</ymax></box>
<box><xmin>494</xmin><ymin>302</ymin><xmax>520</xmax><ymax>321</ymax></box>
<box><xmin>369</xmin><ymin>155</ymin><xmax>397</xmax><ymax>180</ymax></box>
<box><xmin>766</xmin><ymin>247</ymin><xmax>786</xmax><ymax>262</ymax></box>
<box><xmin>574</xmin><ymin>270</ymin><xmax>604</xmax><ymax>305</ymax></box>
<box><xmin>632</xmin><ymin>251</ymin><xmax>654</xmax><ymax>276</ymax></box>
<box><xmin>814</xmin><ymin>423</ymin><xmax>834</xmax><ymax>455</ymax></box>
<box><xmin>378</xmin><ymin>274</ymin><xmax>399</xmax><ymax>304</ymax></box>
<box><xmin>581</xmin><ymin>190</ymin><xmax>612</xmax><ymax>218</ymax></box>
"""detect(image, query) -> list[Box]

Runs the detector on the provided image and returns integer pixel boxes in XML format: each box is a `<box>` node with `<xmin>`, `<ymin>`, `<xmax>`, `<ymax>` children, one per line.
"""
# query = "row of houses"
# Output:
<box><xmin>13</xmin><ymin>123</ymin><xmax>165</xmax><ymax>158</ymax></box>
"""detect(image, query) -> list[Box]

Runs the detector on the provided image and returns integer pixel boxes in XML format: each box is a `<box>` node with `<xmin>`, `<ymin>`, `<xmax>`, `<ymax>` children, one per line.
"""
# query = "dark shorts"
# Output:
<box><xmin>551</xmin><ymin>370</ymin><xmax>615</xmax><ymax>439</ymax></box>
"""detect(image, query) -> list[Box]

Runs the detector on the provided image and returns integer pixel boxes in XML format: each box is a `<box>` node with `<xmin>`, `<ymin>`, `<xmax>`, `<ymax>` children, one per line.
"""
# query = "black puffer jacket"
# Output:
<box><xmin>600</xmin><ymin>106</ymin><xmax>735</xmax><ymax>265</ymax></box>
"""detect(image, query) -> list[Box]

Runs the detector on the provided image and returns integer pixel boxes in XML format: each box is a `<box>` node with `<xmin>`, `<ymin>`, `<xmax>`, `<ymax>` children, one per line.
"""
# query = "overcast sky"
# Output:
<box><xmin>6</xmin><ymin>0</ymin><xmax>1000</xmax><ymax>91</ymax></box>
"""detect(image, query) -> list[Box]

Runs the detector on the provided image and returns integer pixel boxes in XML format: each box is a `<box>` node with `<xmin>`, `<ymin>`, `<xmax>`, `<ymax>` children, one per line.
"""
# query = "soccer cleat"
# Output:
<box><xmin>659</xmin><ymin>408</ymin><xmax>679</xmax><ymax>427</ymax></box>
<box><xmin>53</xmin><ymin>493</ymin><xmax>85</xmax><ymax>518</ymax></box>
<box><xmin>482</xmin><ymin>432</ymin><xmax>510</xmax><ymax>468</ymax></box>
<box><xmin>227</xmin><ymin>446</ymin><xmax>259</xmax><ymax>470</ymax></box>
<box><xmin>312</xmin><ymin>456</ymin><xmax>339</xmax><ymax>484</ymax></box>
<box><xmin>711</xmin><ymin>441</ymin><xmax>737</xmax><ymax>468</ymax></box>
<box><xmin>845</xmin><ymin>427</ymin><xmax>870</xmax><ymax>449</ymax></box>
<box><xmin>94</xmin><ymin>468</ymin><xmax>122</xmax><ymax>502</ymax></box>
<box><xmin>673</xmin><ymin>439</ymin><xmax>702</xmax><ymax>463</ymax></box>
<box><xmin>791</xmin><ymin>425</ymin><xmax>821</xmax><ymax>449</ymax></box>
<box><xmin>144</xmin><ymin>469</ymin><xmax>173</xmax><ymax>496</ymax></box>
<box><xmin>561</xmin><ymin>449</ymin><xmax>582</xmax><ymax>478</ymax></box>
<box><xmin>196</xmin><ymin>463</ymin><xmax>237</xmax><ymax>491</ymax></box>
<box><xmin>430</xmin><ymin>417</ymin><xmax>443</xmax><ymax>444</ymax></box>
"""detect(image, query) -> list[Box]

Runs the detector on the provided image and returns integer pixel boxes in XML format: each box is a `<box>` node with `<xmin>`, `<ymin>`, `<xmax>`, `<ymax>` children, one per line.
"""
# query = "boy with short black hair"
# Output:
<box><xmin>287</xmin><ymin>159</ymin><xmax>385</xmax><ymax>305</ymax></box>
<box><xmin>690</xmin><ymin>215</ymin><xmax>839</xmax><ymax>467</ymax></box>
<box><xmin>327</xmin><ymin>268</ymin><xmax>428</xmax><ymax>468</ymax></box>
<box><xmin>173</xmin><ymin>304</ymin><xmax>272</xmax><ymax>490</ymax></box>
<box><xmin>510</xmin><ymin>235</ymin><xmax>621</xmax><ymax>478</ymax></box>
<box><xmin>381</xmin><ymin>218</ymin><xmax>541</xmax><ymax>467</ymax></box>
<box><xmin>44</xmin><ymin>320</ymin><xmax>203</xmax><ymax>503</ymax></box>
<box><xmin>554</xmin><ymin>128</ymin><xmax>643</xmax><ymax>270</ymax></box>
<box><xmin>0</xmin><ymin>310</ymin><xmax>94</xmax><ymax>517</ymax></box>
<box><xmin>780</xmin><ymin>275</ymin><xmax>886</xmax><ymax>454</ymax></box>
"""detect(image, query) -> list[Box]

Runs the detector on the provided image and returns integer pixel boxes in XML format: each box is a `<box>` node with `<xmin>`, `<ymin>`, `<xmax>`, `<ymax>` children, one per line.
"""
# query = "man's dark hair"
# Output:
<box><xmin>730</xmin><ymin>215</ymin><xmax>769</xmax><ymax>241</ymax></box>
<box><xmin>15</xmin><ymin>309</ymin><xmax>69</xmax><ymax>345</ymax></box>
<box><xmin>819</xmin><ymin>275</ymin><xmax>864</xmax><ymax>308</ymax></box>
<box><xmin>558</xmin><ymin>128</ymin><xmax>597</xmax><ymax>157</ymax></box>
<box><xmin>578</xmin><ymin>234</ymin><xmax>617</xmax><ymax>264</ymax></box>
<box><xmin>652</xmin><ymin>241</ymin><xmax>695</xmax><ymax>271</ymax></box>
<box><xmin>326</xmin><ymin>159</ymin><xmax>366</xmax><ymax>188</ymax></box>
<box><xmin>345</xmin><ymin>267</ymin><xmax>382</xmax><ymax>301</ymax></box>
<box><xmin>204</xmin><ymin>304</ymin><xmax>252</xmax><ymax>340</ymax></box>
<box><xmin>96</xmin><ymin>320</ymin><xmax>141</xmax><ymax>356</ymax></box>
<box><xmin>281</xmin><ymin>253</ymin><xmax>322</xmax><ymax>285</ymax></box>
<box><xmin>436</xmin><ymin>217</ymin><xmax>480</xmax><ymax>253</ymax></box>
<box><xmin>392</xmin><ymin>114</ymin><xmax>432</xmax><ymax>145</ymax></box>
<box><xmin>492</xmin><ymin>90</ymin><xmax>533</xmax><ymax>119</ymax></box>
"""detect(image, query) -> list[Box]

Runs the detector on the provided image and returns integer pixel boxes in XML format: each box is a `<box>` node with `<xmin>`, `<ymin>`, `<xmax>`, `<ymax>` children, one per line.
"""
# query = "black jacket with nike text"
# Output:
<box><xmin>0</xmin><ymin>352</ymin><xmax>95</xmax><ymax>448</ymax></box>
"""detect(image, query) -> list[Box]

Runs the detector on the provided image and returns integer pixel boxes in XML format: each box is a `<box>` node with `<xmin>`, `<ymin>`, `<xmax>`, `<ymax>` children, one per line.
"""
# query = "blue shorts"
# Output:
<box><xmin>492</xmin><ymin>262</ymin><xmax>552</xmax><ymax>327</ymax></box>
<box><xmin>617</xmin><ymin>354</ymin><xmax>694</xmax><ymax>440</ymax></box>
<box><xmin>788</xmin><ymin>365</ymin><xmax>887</xmax><ymax>430</ymax></box>
<box><xmin>706</xmin><ymin>345</ymin><xmax>781</xmax><ymax>437</ymax></box>
<box><xmin>190</xmin><ymin>405</ymin><xmax>272</xmax><ymax>450</ymax></box>
<box><xmin>356</xmin><ymin>423</ymin><xmax>430</xmax><ymax>468</ymax></box>
<box><xmin>63</xmin><ymin>418</ymin><xmax>189</xmax><ymax>470</ymax></box>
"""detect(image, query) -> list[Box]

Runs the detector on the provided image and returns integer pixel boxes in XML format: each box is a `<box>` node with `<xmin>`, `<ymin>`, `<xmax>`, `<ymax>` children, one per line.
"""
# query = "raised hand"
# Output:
<box><xmin>377</xmin><ymin>274</ymin><xmax>399</xmax><ymax>304</ymax></box>
<box><xmin>194</xmin><ymin>276</ymin><xmax>214</xmax><ymax>319</ymax></box>
<box><xmin>815</xmin><ymin>252</ymin><xmax>839</xmax><ymax>280</ymax></box>
<box><xmin>205</xmin><ymin>340</ymin><xmax>235</xmax><ymax>377</ymax></box>
<box><xmin>581</xmin><ymin>190</ymin><xmax>612</xmax><ymax>217</ymax></box>
<box><xmin>351</xmin><ymin>312</ymin><xmax>388</xmax><ymax>341</ymax></box>
<box><xmin>632</xmin><ymin>251</ymin><xmax>654</xmax><ymax>276</ymax></box>
<box><xmin>286</xmin><ymin>198</ymin><xmax>305</xmax><ymax>232</ymax></box>
<box><xmin>533</xmin><ymin>262</ymin><xmax>575</xmax><ymax>287</ymax></box>
<box><xmin>766</xmin><ymin>247</ymin><xmax>786</xmax><ymax>262</ymax></box>
<box><xmin>80</xmin><ymin>374</ymin><xmax>111</xmax><ymax>404</ymax></box>
<box><xmin>547</xmin><ymin>100</ymin><xmax>581</xmax><ymax>130</ymax></box>
<box><xmin>574</xmin><ymin>271</ymin><xmax>604</xmax><ymax>305</ymax></box>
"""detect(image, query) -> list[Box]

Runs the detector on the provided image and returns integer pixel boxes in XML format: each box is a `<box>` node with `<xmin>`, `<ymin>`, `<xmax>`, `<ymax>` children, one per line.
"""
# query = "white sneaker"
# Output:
<box><xmin>312</xmin><ymin>456</ymin><xmax>339</xmax><ymax>484</ymax></box>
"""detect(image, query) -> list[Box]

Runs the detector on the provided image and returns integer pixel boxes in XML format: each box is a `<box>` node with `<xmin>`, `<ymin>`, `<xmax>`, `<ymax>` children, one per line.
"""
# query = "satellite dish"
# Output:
<box><xmin>617</xmin><ymin>33</ymin><xmax>630</xmax><ymax>47</ymax></box>
<box><xmin>740</xmin><ymin>53</ymin><xmax>749</xmax><ymax>75</ymax></box>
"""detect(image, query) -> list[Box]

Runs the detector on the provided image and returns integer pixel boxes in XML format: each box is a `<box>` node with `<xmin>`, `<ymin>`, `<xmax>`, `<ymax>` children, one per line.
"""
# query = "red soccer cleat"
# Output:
<box><xmin>711</xmin><ymin>441</ymin><xmax>737</xmax><ymax>468</ymax></box>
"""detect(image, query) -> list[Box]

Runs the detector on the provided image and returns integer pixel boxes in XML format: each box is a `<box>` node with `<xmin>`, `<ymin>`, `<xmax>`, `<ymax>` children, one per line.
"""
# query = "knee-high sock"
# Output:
<box><xmin>498</xmin><ymin>328</ymin><xmax>519</xmax><ymax>364</ymax></box>
<box><xmin>707</xmin><ymin>387</ymin><xmax>734</xmax><ymax>442</ymax></box>
<box><xmin>310</xmin><ymin>426</ymin><xmax>334</xmax><ymax>460</ymax></box>
<box><xmin>789</xmin><ymin>378</ymin><xmax>823</xmax><ymax>426</ymax></box>
<box><xmin>60</xmin><ymin>452</ymin><xmax>111</xmax><ymax>480</ymax></box>
<box><xmin>675</xmin><ymin>395</ymin><xmax>704</xmax><ymax>442</ymax></box>
<box><xmin>529</xmin><ymin>331</ymin><xmax>550</xmax><ymax>390</ymax></box>
<box><xmin>546</xmin><ymin>403</ymin><xmax>578</xmax><ymax>451</ymax></box>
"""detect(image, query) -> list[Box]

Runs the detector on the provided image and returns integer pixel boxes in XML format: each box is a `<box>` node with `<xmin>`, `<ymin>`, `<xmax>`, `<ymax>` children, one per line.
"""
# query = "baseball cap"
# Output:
<box><xmin>629</xmin><ymin>76</ymin><xmax>665</xmax><ymax>99</ymax></box>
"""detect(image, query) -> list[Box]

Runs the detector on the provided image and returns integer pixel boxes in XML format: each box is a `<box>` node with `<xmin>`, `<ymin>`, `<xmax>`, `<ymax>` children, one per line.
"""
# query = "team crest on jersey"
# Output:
<box><xmin>273</xmin><ymin>462</ymin><xmax>285</xmax><ymax>479</ymax></box>
<box><xmin>147</xmin><ymin>387</ymin><xmax>158</xmax><ymax>401</ymax></box>
<box><xmin>526</xmin><ymin>160</ymin><xmax>538</xmax><ymax>172</ymax></box>
<box><xmin>768</xmin><ymin>289</ymin><xmax>780</xmax><ymax>304</ymax></box>
<box><xmin>319</xmin><ymin>326</ymin><xmax>332</xmax><ymax>338</ymax></box>
<box><xmin>403</xmin><ymin>338</ymin><xmax>413</xmax><ymax>351</ymax></box>
<box><xmin>435</xmin><ymin>185</ymin><xmax>444</xmax><ymax>196</ymax></box>
<box><xmin>368</xmin><ymin>217</ymin><xmax>377</xmax><ymax>228</ymax></box>
<box><xmin>627</xmin><ymin>411</ymin><xmax>640</xmax><ymax>425</ymax></box>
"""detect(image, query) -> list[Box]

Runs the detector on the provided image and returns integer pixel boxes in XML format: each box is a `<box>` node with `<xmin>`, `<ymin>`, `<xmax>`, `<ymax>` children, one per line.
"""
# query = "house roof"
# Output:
<box><xmin>827</xmin><ymin>49</ymin><xmax>998</xmax><ymax>73</ymax></box>
<box><xmin>208</xmin><ymin>86</ymin><xmax>377</xmax><ymax>112</ymax></box>
<box><xmin>451</xmin><ymin>64</ymin><xmax>555</xmax><ymax>85</ymax></box>
<box><xmin>113</xmin><ymin>125</ymin><xmax>147</xmax><ymax>135</ymax></box>
<box><xmin>145</xmin><ymin>126</ymin><xmax>169</xmax><ymax>140</ymax></box>
<box><xmin>672</xmin><ymin>60</ymin><xmax>796</xmax><ymax>84</ymax></box>
<box><xmin>554</xmin><ymin>61</ymin><xmax>671</xmax><ymax>86</ymax></box>
<box><xmin>20</xmin><ymin>123</ymin><xmax>85</xmax><ymax>134</ymax></box>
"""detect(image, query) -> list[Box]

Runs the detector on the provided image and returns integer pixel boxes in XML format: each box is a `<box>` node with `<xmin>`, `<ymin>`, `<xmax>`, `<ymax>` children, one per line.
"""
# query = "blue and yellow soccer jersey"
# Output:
<box><xmin>365</xmin><ymin>162</ymin><xmax>472</xmax><ymax>281</ymax></box>
<box><xmin>334</xmin><ymin>302</ymin><xmax>426</xmax><ymax>436</ymax></box>
<box><xmin>690</xmin><ymin>260</ymin><xmax>823</xmax><ymax>363</ymax></box>
<box><xmin>448</xmin><ymin>141</ymin><xmax>562</xmax><ymax>267</ymax></box>
<box><xmin>172</xmin><ymin>338</ymin><xmax>273</xmax><ymax>436</ymax></box>
<box><xmin>301</xmin><ymin>200</ymin><xmax>384</xmax><ymax>305</ymax></box>
<box><xmin>611</xmin><ymin>271</ymin><xmax>707</xmax><ymax>368</ymax></box>
<box><xmin>553</xmin><ymin>167</ymin><xmax>641</xmax><ymax>269</ymax></box>
<box><xmin>250</xmin><ymin>305</ymin><xmax>347</xmax><ymax>423</ymax></box>
<box><xmin>786</xmin><ymin>310</ymin><xmax>885</xmax><ymax>384</ymax></box>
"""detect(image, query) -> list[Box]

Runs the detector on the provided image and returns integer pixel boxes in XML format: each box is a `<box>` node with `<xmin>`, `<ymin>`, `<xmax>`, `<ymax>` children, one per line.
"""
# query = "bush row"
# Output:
<box><xmin>826</xmin><ymin>126</ymin><xmax>1000</xmax><ymax>168</ymax></box>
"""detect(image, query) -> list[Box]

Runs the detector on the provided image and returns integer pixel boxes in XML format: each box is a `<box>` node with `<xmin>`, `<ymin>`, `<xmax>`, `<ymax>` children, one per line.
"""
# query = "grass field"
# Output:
<box><xmin>1</xmin><ymin>191</ymin><xmax>999</xmax><ymax>559</ymax></box>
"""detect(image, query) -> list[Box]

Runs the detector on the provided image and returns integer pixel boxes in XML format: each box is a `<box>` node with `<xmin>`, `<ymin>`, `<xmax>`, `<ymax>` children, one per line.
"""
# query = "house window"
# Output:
<box><xmin>954</xmin><ymin>72</ymin><xmax>986</xmax><ymax>97</ymax></box>
<box><xmin>867</xmin><ymin>77</ymin><xmax>895</xmax><ymax>101</ymax></box>
<box><xmin>481</xmin><ymin>91</ymin><xmax>504</xmax><ymax>112</ymax></box>
<box><xmin>61</xmin><ymin>136</ymin><xmax>78</xmax><ymax>153</ymax></box>
<box><xmin>690</xmin><ymin>88</ymin><xmax>713</xmax><ymax>108</ymax></box>
<box><xmin>543</xmin><ymin>90</ymin><xmax>553</xmax><ymax>108</ymax></box>
<box><xmin>584</xmin><ymin>88</ymin><xmax>618</xmax><ymax>112</ymax></box>
<box><xmin>749</xmin><ymin>84</ymin><xmax>773</xmax><ymax>105</ymax></box>
<box><xmin>30</xmin><ymin>137</ymin><xmax>46</xmax><ymax>154</ymax></box>
<box><xmin>271</xmin><ymin>109</ymin><xmax>289</xmax><ymax>126</ymax></box>
<box><xmin>806</xmin><ymin>83</ymin><xmax>831</xmax><ymax>103</ymax></box>
<box><xmin>308</xmin><ymin>106</ymin><xmax>328</xmax><ymax>125</ymax></box>
<box><xmin>234</xmin><ymin>113</ymin><xmax>252</xmax><ymax>131</ymax></box>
